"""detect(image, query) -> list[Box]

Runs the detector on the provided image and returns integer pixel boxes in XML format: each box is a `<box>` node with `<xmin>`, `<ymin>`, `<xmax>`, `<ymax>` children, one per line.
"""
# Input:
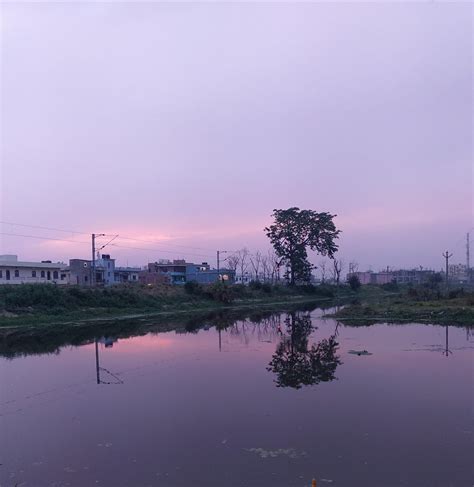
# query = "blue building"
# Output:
<box><xmin>143</xmin><ymin>260</ymin><xmax>234</xmax><ymax>285</ymax></box>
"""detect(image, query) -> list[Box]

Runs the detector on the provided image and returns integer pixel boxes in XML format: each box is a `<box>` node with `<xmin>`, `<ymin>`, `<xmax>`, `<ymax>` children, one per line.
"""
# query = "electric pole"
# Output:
<box><xmin>467</xmin><ymin>232</ymin><xmax>470</xmax><ymax>280</ymax></box>
<box><xmin>216</xmin><ymin>250</ymin><xmax>228</xmax><ymax>282</ymax></box>
<box><xmin>442</xmin><ymin>250</ymin><xmax>453</xmax><ymax>290</ymax></box>
<box><xmin>91</xmin><ymin>233</ymin><xmax>105</xmax><ymax>287</ymax></box>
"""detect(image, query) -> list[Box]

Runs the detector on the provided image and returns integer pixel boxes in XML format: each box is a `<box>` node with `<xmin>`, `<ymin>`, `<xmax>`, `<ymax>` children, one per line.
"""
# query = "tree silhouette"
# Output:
<box><xmin>267</xmin><ymin>312</ymin><xmax>341</xmax><ymax>389</ymax></box>
<box><xmin>265</xmin><ymin>208</ymin><xmax>340</xmax><ymax>285</ymax></box>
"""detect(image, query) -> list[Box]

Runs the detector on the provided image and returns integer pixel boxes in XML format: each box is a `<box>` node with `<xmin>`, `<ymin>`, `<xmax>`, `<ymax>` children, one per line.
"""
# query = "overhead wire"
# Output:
<box><xmin>0</xmin><ymin>220</ymin><xmax>220</xmax><ymax>254</ymax></box>
<box><xmin>0</xmin><ymin>232</ymin><xmax>215</xmax><ymax>259</ymax></box>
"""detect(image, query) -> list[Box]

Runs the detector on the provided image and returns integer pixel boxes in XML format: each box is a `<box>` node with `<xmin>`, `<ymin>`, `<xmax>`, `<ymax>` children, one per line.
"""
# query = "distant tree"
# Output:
<box><xmin>265</xmin><ymin>208</ymin><xmax>340</xmax><ymax>285</ymax></box>
<box><xmin>348</xmin><ymin>261</ymin><xmax>359</xmax><ymax>275</ymax></box>
<box><xmin>227</xmin><ymin>254</ymin><xmax>239</xmax><ymax>275</ymax></box>
<box><xmin>348</xmin><ymin>274</ymin><xmax>361</xmax><ymax>291</ymax></box>
<box><xmin>319</xmin><ymin>260</ymin><xmax>328</xmax><ymax>283</ymax></box>
<box><xmin>267</xmin><ymin>249</ymin><xmax>281</xmax><ymax>283</ymax></box>
<box><xmin>332</xmin><ymin>258</ymin><xmax>344</xmax><ymax>287</ymax></box>
<box><xmin>261</xmin><ymin>254</ymin><xmax>270</xmax><ymax>282</ymax></box>
<box><xmin>236</xmin><ymin>248</ymin><xmax>250</xmax><ymax>284</ymax></box>
<box><xmin>249</xmin><ymin>251</ymin><xmax>263</xmax><ymax>281</ymax></box>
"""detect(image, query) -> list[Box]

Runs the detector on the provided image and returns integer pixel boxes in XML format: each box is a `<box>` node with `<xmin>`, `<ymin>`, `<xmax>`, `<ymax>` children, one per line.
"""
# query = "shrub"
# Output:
<box><xmin>184</xmin><ymin>280</ymin><xmax>202</xmax><ymax>295</ymax></box>
<box><xmin>204</xmin><ymin>282</ymin><xmax>235</xmax><ymax>304</ymax></box>
<box><xmin>381</xmin><ymin>281</ymin><xmax>399</xmax><ymax>292</ymax></box>
<box><xmin>260</xmin><ymin>282</ymin><xmax>273</xmax><ymax>294</ymax></box>
<box><xmin>348</xmin><ymin>275</ymin><xmax>361</xmax><ymax>291</ymax></box>
<box><xmin>448</xmin><ymin>288</ymin><xmax>464</xmax><ymax>299</ymax></box>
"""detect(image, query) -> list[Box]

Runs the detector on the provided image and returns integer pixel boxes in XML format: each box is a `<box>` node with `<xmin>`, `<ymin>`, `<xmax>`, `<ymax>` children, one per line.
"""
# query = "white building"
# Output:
<box><xmin>0</xmin><ymin>255</ymin><xmax>68</xmax><ymax>285</ymax></box>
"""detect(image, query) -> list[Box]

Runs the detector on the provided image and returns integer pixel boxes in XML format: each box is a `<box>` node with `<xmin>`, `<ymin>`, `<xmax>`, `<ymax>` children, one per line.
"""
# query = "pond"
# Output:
<box><xmin>0</xmin><ymin>307</ymin><xmax>473</xmax><ymax>487</ymax></box>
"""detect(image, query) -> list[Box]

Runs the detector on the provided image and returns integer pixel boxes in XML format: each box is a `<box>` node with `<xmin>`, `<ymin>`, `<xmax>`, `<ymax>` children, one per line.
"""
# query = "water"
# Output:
<box><xmin>0</xmin><ymin>308</ymin><xmax>473</xmax><ymax>487</ymax></box>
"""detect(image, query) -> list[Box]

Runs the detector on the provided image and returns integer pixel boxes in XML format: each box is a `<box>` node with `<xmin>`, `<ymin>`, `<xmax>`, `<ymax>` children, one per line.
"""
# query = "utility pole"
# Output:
<box><xmin>467</xmin><ymin>232</ymin><xmax>470</xmax><ymax>278</ymax></box>
<box><xmin>442</xmin><ymin>250</ymin><xmax>453</xmax><ymax>290</ymax></box>
<box><xmin>216</xmin><ymin>250</ymin><xmax>228</xmax><ymax>282</ymax></box>
<box><xmin>91</xmin><ymin>233</ymin><xmax>105</xmax><ymax>287</ymax></box>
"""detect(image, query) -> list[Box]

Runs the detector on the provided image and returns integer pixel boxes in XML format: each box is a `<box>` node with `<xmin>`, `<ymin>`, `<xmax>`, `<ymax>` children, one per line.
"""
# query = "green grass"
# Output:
<box><xmin>0</xmin><ymin>282</ymin><xmax>343</xmax><ymax>328</ymax></box>
<box><xmin>326</xmin><ymin>289</ymin><xmax>474</xmax><ymax>326</ymax></box>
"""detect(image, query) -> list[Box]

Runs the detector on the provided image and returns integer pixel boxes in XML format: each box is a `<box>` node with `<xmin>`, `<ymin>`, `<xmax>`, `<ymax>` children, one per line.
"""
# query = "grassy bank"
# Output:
<box><xmin>327</xmin><ymin>287</ymin><xmax>474</xmax><ymax>325</ymax></box>
<box><xmin>0</xmin><ymin>282</ymin><xmax>342</xmax><ymax>328</ymax></box>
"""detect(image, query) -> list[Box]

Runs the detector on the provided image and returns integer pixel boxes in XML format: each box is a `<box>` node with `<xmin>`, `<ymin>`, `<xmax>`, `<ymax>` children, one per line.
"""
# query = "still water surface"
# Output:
<box><xmin>0</xmin><ymin>308</ymin><xmax>473</xmax><ymax>487</ymax></box>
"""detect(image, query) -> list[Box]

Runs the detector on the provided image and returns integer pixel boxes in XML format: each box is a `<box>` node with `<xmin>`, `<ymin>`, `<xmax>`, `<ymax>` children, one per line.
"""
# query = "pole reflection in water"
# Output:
<box><xmin>445</xmin><ymin>325</ymin><xmax>452</xmax><ymax>357</ymax></box>
<box><xmin>94</xmin><ymin>337</ymin><xmax>124</xmax><ymax>385</ymax></box>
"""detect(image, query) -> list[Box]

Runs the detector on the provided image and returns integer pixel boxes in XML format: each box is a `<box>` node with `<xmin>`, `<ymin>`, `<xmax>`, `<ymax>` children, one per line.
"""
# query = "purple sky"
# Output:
<box><xmin>1</xmin><ymin>2</ymin><xmax>472</xmax><ymax>271</ymax></box>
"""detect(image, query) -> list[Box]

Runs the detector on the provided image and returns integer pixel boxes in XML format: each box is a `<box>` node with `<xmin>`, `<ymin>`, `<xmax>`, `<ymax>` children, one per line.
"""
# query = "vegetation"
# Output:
<box><xmin>348</xmin><ymin>274</ymin><xmax>361</xmax><ymax>291</ymax></box>
<box><xmin>0</xmin><ymin>282</ymin><xmax>343</xmax><ymax>327</ymax></box>
<box><xmin>264</xmin><ymin>207</ymin><xmax>340</xmax><ymax>285</ymax></box>
<box><xmin>328</xmin><ymin>286</ymin><xmax>474</xmax><ymax>326</ymax></box>
<box><xmin>1</xmin><ymin>279</ymin><xmax>471</xmax><ymax>329</ymax></box>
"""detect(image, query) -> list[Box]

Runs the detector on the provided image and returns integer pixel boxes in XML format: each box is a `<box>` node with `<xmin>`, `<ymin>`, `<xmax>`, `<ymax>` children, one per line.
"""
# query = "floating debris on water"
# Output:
<box><xmin>244</xmin><ymin>447</ymin><xmax>307</xmax><ymax>459</ymax></box>
<box><xmin>348</xmin><ymin>350</ymin><xmax>372</xmax><ymax>356</ymax></box>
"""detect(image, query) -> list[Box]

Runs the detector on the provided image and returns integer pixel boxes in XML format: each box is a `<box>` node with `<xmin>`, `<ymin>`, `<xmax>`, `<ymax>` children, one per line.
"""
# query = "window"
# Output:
<box><xmin>6</xmin><ymin>270</ymin><xmax>10</xmax><ymax>280</ymax></box>
<box><xmin>41</xmin><ymin>271</ymin><xmax>45</xmax><ymax>278</ymax></box>
<box><xmin>32</xmin><ymin>270</ymin><xmax>37</xmax><ymax>277</ymax></box>
<box><xmin>61</xmin><ymin>274</ymin><xmax>66</xmax><ymax>280</ymax></box>
<box><xmin>133</xmin><ymin>275</ymin><xmax>137</xmax><ymax>280</ymax></box>
<box><xmin>84</xmin><ymin>275</ymin><xmax>88</xmax><ymax>282</ymax></box>
<box><xmin>14</xmin><ymin>269</ymin><xmax>19</xmax><ymax>278</ymax></box>
<box><xmin>0</xmin><ymin>270</ymin><xmax>2</xmax><ymax>278</ymax></box>
<box><xmin>53</xmin><ymin>271</ymin><xmax>59</xmax><ymax>279</ymax></box>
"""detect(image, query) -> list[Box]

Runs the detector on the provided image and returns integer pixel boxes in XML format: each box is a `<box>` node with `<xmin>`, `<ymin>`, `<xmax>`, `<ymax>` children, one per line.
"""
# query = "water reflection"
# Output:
<box><xmin>94</xmin><ymin>338</ymin><xmax>123</xmax><ymax>385</ymax></box>
<box><xmin>1</xmin><ymin>308</ymin><xmax>473</xmax><ymax>487</ymax></box>
<box><xmin>267</xmin><ymin>312</ymin><xmax>341</xmax><ymax>389</ymax></box>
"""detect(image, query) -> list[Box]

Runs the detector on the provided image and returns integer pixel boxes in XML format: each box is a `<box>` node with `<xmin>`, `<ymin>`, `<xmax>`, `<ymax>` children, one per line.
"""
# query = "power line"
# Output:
<box><xmin>1</xmin><ymin>220</ymin><xmax>217</xmax><ymax>253</ymax></box>
<box><xmin>0</xmin><ymin>232</ymin><xmax>90</xmax><ymax>245</ymax></box>
<box><xmin>0</xmin><ymin>232</ymin><xmax>215</xmax><ymax>259</ymax></box>
<box><xmin>0</xmin><ymin>221</ymin><xmax>89</xmax><ymax>235</ymax></box>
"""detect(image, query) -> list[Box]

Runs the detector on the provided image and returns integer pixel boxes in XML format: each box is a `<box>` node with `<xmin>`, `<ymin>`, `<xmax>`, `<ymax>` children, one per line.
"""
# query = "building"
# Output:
<box><xmin>68</xmin><ymin>254</ymin><xmax>116</xmax><ymax>286</ymax></box>
<box><xmin>0</xmin><ymin>255</ymin><xmax>68</xmax><ymax>285</ymax></box>
<box><xmin>448</xmin><ymin>263</ymin><xmax>469</xmax><ymax>284</ymax></box>
<box><xmin>68</xmin><ymin>259</ymin><xmax>91</xmax><ymax>285</ymax></box>
<box><xmin>347</xmin><ymin>268</ymin><xmax>435</xmax><ymax>286</ymax></box>
<box><xmin>391</xmin><ymin>269</ymin><xmax>435</xmax><ymax>285</ymax></box>
<box><xmin>140</xmin><ymin>259</ymin><xmax>235</xmax><ymax>285</ymax></box>
<box><xmin>69</xmin><ymin>254</ymin><xmax>140</xmax><ymax>286</ymax></box>
<box><xmin>95</xmin><ymin>254</ymin><xmax>116</xmax><ymax>285</ymax></box>
<box><xmin>114</xmin><ymin>266</ymin><xmax>141</xmax><ymax>283</ymax></box>
<box><xmin>347</xmin><ymin>271</ymin><xmax>374</xmax><ymax>285</ymax></box>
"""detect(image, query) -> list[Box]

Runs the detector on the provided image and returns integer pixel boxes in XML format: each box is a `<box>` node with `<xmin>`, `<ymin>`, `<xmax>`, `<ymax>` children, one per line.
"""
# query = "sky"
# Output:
<box><xmin>0</xmin><ymin>1</ymin><xmax>472</xmax><ymax>272</ymax></box>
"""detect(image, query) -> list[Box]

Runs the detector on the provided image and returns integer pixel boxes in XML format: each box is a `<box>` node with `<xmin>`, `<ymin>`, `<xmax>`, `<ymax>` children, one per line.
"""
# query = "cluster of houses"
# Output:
<box><xmin>347</xmin><ymin>266</ymin><xmax>472</xmax><ymax>285</ymax></box>
<box><xmin>1</xmin><ymin>253</ymin><xmax>470</xmax><ymax>287</ymax></box>
<box><xmin>0</xmin><ymin>254</ymin><xmax>235</xmax><ymax>286</ymax></box>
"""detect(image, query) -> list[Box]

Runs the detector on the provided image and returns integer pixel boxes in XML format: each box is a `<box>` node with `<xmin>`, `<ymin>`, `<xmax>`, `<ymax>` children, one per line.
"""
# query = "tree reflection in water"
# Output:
<box><xmin>267</xmin><ymin>312</ymin><xmax>341</xmax><ymax>389</ymax></box>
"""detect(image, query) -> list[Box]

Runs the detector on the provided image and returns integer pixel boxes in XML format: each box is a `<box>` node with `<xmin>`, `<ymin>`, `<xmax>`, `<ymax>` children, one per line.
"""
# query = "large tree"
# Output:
<box><xmin>264</xmin><ymin>208</ymin><xmax>340</xmax><ymax>285</ymax></box>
